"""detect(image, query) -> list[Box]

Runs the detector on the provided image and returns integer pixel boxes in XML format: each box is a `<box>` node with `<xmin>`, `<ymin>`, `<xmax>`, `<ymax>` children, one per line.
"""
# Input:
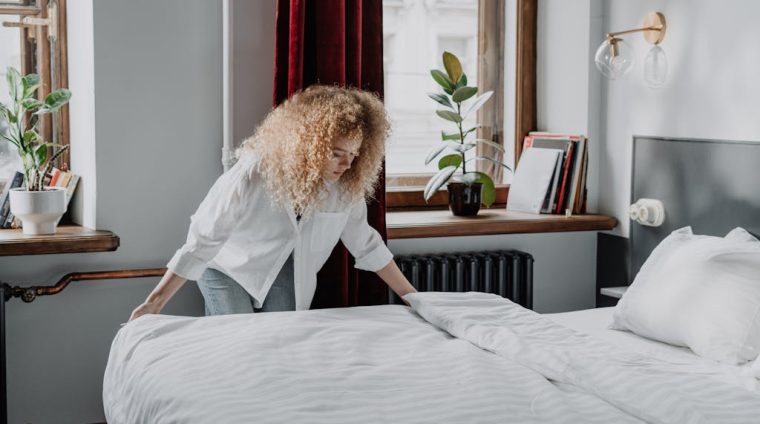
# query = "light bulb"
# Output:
<box><xmin>643</xmin><ymin>45</ymin><xmax>668</xmax><ymax>88</ymax></box>
<box><xmin>594</xmin><ymin>38</ymin><xmax>634</xmax><ymax>79</ymax></box>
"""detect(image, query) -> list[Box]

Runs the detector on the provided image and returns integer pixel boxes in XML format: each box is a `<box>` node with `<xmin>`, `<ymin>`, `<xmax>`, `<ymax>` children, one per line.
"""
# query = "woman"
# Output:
<box><xmin>129</xmin><ymin>85</ymin><xmax>416</xmax><ymax>320</ymax></box>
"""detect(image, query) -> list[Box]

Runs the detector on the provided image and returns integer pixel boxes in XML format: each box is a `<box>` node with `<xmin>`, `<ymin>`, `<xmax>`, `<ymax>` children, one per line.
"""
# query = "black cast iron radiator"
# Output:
<box><xmin>393</xmin><ymin>250</ymin><xmax>534</xmax><ymax>309</ymax></box>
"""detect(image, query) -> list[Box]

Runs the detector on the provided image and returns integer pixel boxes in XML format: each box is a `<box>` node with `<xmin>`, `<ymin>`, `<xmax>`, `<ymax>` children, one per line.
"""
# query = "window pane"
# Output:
<box><xmin>0</xmin><ymin>22</ymin><xmax>22</xmax><ymax>182</ymax></box>
<box><xmin>383</xmin><ymin>0</ymin><xmax>478</xmax><ymax>177</ymax></box>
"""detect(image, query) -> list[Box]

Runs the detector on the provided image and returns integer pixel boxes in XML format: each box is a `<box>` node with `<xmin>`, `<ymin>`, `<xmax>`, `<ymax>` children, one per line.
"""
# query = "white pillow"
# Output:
<box><xmin>611</xmin><ymin>226</ymin><xmax>760</xmax><ymax>364</ymax></box>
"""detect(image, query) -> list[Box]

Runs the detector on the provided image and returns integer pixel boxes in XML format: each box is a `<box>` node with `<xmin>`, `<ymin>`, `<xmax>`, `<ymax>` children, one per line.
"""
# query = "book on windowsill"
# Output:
<box><xmin>523</xmin><ymin>132</ymin><xmax>588</xmax><ymax>215</ymax></box>
<box><xmin>0</xmin><ymin>171</ymin><xmax>24</xmax><ymax>229</ymax></box>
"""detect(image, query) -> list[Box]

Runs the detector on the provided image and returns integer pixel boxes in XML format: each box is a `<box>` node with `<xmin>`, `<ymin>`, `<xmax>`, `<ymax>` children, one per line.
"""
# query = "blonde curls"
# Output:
<box><xmin>237</xmin><ymin>85</ymin><xmax>390</xmax><ymax>216</ymax></box>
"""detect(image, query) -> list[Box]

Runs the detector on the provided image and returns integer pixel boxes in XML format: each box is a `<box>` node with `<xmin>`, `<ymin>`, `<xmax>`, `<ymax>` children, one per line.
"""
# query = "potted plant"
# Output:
<box><xmin>0</xmin><ymin>66</ymin><xmax>71</xmax><ymax>234</ymax></box>
<box><xmin>423</xmin><ymin>52</ymin><xmax>511</xmax><ymax>216</ymax></box>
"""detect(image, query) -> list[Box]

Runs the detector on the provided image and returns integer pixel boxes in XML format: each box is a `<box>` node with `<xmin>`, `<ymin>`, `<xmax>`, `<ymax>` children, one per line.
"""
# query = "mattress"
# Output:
<box><xmin>104</xmin><ymin>293</ymin><xmax>760</xmax><ymax>423</ymax></box>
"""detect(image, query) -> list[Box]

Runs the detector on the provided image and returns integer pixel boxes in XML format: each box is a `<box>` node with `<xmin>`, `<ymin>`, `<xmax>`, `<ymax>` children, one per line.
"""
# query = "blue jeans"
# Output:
<box><xmin>197</xmin><ymin>253</ymin><xmax>296</xmax><ymax>315</ymax></box>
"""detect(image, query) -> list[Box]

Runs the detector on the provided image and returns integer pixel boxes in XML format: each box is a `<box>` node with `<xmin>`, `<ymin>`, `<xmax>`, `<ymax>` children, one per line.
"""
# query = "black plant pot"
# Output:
<box><xmin>447</xmin><ymin>182</ymin><xmax>482</xmax><ymax>216</ymax></box>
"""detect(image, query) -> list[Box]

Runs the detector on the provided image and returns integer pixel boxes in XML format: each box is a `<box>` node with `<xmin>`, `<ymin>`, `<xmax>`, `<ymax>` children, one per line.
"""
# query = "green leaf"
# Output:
<box><xmin>423</xmin><ymin>165</ymin><xmax>458</xmax><ymax>202</ymax></box>
<box><xmin>456</xmin><ymin>74</ymin><xmax>467</xmax><ymax>88</ymax></box>
<box><xmin>6</xmin><ymin>67</ymin><xmax>21</xmax><ymax>101</ymax></box>
<box><xmin>37</xmin><ymin>88</ymin><xmax>71</xmax><ymax>113</ymax></box>
<box><xmin>21</xmin><ymin>73</ymin><xmax>40</xmax><ymax>99</ymax></box>
<box><xmin>22</xmin><ymin>130</ymin><xmax>38</xmax><ymax>145</ymax></box>
<box><xmin>463</xmin><ymin>91</ymin><xmax>494</xmax><ymax>119</ymax></box>
<box><xmin>427</xmin><ymin>92</ymin><xmax>454</xmax><ymax>109</ymax></box>
<box><xmin>21</xmin><ymin>98</ymin><xmax>43</xmax><ymax>112</ymax></box>
<box><xmin>424</xmin><ymin>143</ymin><xmax>449</xmax><ymax>165</ymax></box>
<box><xmin>437</xmin><ymin>154</ymin><xmax>462</xmax><ymax>169</ymax></box>
<box><xmin>466</xmin><ymin>155</ymin><xmax>512</xmax><ymax>171</ymax></box>
<box><xmin>475</xmin><ymin>172</ymin><xmax>497</xmax><ymax>207</ymax></box>
<box><xmin>475</xmin><ymin>138</ymin><xmax>505</xmax><ymax>152</ymax></box>
<box><xmin>430</xmin><ymin>70</ymin><xmax>455</xmax><ymax>92</ymax></box>
<box><xmin>452</xmin><ymin>86</ymin><xmax>477</xmax><ymax>103</ymax></box>
<box><xmin>435</xmin><ymin>110</ymin><xmax>463</xmax><ymax>123</ymax></box>
<box><xmin>442</xmin><ymin>52</ymin><xmax>463</xmax><ymax>84</ymax></box>
<box><xmin>441</xmin><ymin>131</ymin><xmax>461</xmax><ymax>141</ymax></box>
<box><xmin>33</xmin><ymin>144</ymin><xmax>47</xmax><ymax>167</ymax></box>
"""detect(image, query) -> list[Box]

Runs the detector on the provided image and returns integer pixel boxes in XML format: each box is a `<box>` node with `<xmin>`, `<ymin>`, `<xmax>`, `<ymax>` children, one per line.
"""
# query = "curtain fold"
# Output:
<box><xmin>273</xmin><ymin>0</ymin><xmax>388</xmax><ymax>308</ymax></box>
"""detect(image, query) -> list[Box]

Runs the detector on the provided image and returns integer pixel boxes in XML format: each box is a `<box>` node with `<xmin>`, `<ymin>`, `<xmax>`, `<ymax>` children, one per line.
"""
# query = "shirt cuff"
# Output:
<box><xmin>354</xmin><ymin>244</ymin><xmax>394</xmax><ymax>272</ymax></box>
<box><xmin>166</xmin><ymin>249</ymin><xmax>208</xmax><ymax>281</ymax></box>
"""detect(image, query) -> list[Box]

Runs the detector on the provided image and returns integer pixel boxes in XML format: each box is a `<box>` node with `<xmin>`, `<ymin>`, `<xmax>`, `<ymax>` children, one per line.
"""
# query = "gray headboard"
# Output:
<box><xmin>630</xmin><ymin>136</ymin><xmax>760</xmax><ymax>276</ymax></box>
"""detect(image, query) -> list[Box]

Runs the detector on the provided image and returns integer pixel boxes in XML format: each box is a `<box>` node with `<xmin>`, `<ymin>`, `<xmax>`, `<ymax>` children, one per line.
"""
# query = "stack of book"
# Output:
<box><xmin>0</xmin><ymin>167</ymin><xmax>80</xmax><ymax>229</ymax></box>
<box><xmin>522</xmin><ymin>132</ymin><xmax>588</xmax><ymax>215</ymax></box>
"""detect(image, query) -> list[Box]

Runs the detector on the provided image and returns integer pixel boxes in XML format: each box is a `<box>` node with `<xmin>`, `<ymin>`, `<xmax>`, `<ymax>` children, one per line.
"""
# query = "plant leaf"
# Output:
<box><xmin>7</xmin><ymin>67</ymin><xmax>21</xmax><ymax>101</ymax></box>
<box><xmin>37</xmin><ymin>88</ymin><xmax>71</xmax><ymax>113</ymax></box>
<box><xmin>427</xmin><ymin>92</ymin><xmax>454</xmax><ymax>109</ymax></box>
<box><xmin>423</xmin><ymin>165</ymin><xmax>458</xmax><ymax>202</ymax></box>
<box><xmin>447</xmin><ymin>141</ymin><xmax>475</xmax><ymax>153</ymax></box>
<box><xmin>21</xmin><ymin>73</ymin><xmax>40</xmax><ymax>99</ymax></box>
<box><xmin>21</xmin><ymin>98</ymin><xmax>43</xmax><ymax>112</ymax></box>
<box><xmin>475</xmin><ymin>138</ymin><xmax>505</xmax><ymax>152</ymax></box>
<box><xmin>452</xmin><ymin>86</ymin><xmax>477</xmax><ymax>103</ymax></box>
<box><xmin>33</xmin><ymin>143</ymin><xmax>47</xmax><ymax>167</ymax></box>
<box><xmin>1</xmin><ymin>132</ymin><xmax>20</xmax><ymax>148</ymax></box>
<box><xmin>435</xmin><ymin>110</ymin><xmax>463</xmax><ymax>123</ymax></box>
<box><xmin>424</xmin><ymin>143</ymin><xmax>449</xmax><ymax>165</ymax></box>
<box><xmin>441</xmin><ymin>131</ymin><xmax>461</xmax><ymax>141</ymax></box>
<box><xmin>463</xmin><ymin>91</ymin><xmax>494</xmax><ymax>119</ymax></box>
<box><xmin>466</xmin><ymin>155</ymin><xmax>512</xmax><ymax>171</ymax></box>
<box><xmin>456</xmin><ymin>74</ymin><xmax>467</xmax><ymax>88</ymax></box>
<box><xmin>475</xmin><ymin>172</ymin><xmax>497</xmax><ymax>207</ymax></box>
<box><xmin>437</xmin><ymin>154</ymin><xmax>462</xmax><ymax>170</ymax></box>
<box><xmin>430</xmin><ymin>70</ymin><xmax>454</xmax><ymax>92</ymax></box>
<box><xmin>23</xmin><ymin>130</ymin><xmax>38</xmax><ymax>145</ymax></box>
<box><xmin>442</xmin><ymin>51</ymin><xmax>463</xmax><ymax>84</ymax></box>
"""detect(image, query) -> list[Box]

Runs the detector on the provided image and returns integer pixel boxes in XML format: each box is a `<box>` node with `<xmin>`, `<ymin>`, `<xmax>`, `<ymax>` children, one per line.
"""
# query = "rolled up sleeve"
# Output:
<box><xmin>340</xmin><ymin>200</ymin><xmax>394</xmax><ymax>272</ymax></box>
<box><xmin>167</xmin><ymin>158</ymin><xmax>253</xmax><ymax>280</ymax></box>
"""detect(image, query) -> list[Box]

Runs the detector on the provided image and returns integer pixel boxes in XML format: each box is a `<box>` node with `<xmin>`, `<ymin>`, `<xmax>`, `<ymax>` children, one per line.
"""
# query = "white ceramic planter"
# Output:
<box><xmin>9</xmin><ymin>187</ymin><xmax>67</xmax><ymax>235</ymax></box>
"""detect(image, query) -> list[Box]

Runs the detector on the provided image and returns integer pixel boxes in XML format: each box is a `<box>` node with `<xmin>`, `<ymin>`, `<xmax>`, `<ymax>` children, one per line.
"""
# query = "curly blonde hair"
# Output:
<box><xmin>237</xmin><ymin>85</ymin><xmax>390</xmax><ymax>216</ymax></box>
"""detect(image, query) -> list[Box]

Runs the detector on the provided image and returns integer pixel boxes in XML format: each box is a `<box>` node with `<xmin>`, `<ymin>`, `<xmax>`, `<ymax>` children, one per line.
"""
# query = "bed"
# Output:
<box><xmin>104</xmin><ymin>136</ymin><xmax>760</xmax><ymax>423</ymax></box>
<box><xmin>104</xmin><ymin>292</ymin><xmax>760</xmax><ymax>423</ymax></box>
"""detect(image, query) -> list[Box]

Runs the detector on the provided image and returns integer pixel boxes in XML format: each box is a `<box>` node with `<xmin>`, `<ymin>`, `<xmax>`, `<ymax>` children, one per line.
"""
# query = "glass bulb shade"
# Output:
<box><xmin>594</xmin><ymin>38</ymin><xmax>634</xmax><ymax>79</ymax></box>
<box><xmin>644</xmin><ymin>45</ymin><xmax>668</xmax><ymax>88</ymax></box>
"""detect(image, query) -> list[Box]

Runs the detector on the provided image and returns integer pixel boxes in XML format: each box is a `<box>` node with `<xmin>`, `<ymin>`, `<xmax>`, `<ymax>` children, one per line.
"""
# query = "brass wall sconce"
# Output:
<box><xmin>595</xmin><ymin>12</ymin><xmax>668</xmax><ymax>88</ymax></box>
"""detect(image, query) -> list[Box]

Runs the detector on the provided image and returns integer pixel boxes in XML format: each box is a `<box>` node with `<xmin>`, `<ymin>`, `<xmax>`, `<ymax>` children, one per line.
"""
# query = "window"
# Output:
<box><xmin>0</xmin><ymin>0</ymin><xmax>69</xmax><ymax>181</ymax></box>
<box><xmin>383</xmin><ymin>0</ymin><xmax>536</xmax><ymax>209</ymax></box>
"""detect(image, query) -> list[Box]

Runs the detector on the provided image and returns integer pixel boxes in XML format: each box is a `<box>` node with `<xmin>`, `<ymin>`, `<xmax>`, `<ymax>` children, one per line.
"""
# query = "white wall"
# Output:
<box><xmin>1</xmin><ymin>1</ymin><xmax>274</xmax><ymax>422</ymax></box>
<box><xmin>597</xmin><ymin>0</ymin><xmax>760</xmax><ymax>236</ymax></box>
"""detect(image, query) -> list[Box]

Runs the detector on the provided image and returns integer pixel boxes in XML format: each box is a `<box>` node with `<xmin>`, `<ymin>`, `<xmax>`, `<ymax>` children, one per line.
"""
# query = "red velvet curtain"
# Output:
<box><xmin>273</xmin><ymin>0</ymin><xmax>389</xmax><ymax>308</ymax></box>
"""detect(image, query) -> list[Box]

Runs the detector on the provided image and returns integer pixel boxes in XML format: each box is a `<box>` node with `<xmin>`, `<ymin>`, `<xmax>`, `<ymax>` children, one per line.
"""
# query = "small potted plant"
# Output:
<box><xmin>0</xmin><ymin>66</ymin><xmax>71</xmax><ymax>234</ymax></box>
<box><xmin>424</xmin><ymin>52</ymin><xmax>510</xmax><ymax>216</ymax></box>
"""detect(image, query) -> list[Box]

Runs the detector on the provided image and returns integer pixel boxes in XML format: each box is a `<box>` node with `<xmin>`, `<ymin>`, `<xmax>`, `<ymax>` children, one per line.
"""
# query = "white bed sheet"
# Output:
<box><xmin>104</xmin><ymin>294</ymin><xmax>760</xmax><ymax>423</ymax></box>
<box><xmin>545</xmin><ymin>307</ymin><xmax>760</xmax><ymax>392</ymax></box>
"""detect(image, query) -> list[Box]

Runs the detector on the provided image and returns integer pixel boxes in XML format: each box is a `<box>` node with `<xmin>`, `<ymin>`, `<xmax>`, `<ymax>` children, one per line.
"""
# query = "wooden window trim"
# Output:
<box><xmin>386</xmin><ymin>0</ymin><xmax>536</xmax><ymax>209</ymax></box>
<box><xmin>1</xmin><ymin>0</ymin><xmax>70</xmax><ymax>168</ymax></box>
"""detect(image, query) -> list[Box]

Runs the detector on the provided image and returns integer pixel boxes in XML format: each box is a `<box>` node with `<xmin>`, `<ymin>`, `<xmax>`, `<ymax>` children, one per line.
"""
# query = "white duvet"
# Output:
<box><xmin>104</xmin><ymin>292</ymin><xmax>760</xmax><ymax>423</ymax></box>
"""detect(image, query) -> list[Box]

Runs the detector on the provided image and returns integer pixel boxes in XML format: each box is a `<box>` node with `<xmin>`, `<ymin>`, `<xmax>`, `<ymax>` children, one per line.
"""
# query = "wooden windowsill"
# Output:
<box><xmin>386</xmin><ymin>208</ymin><xmax>617</xmax><ymax>239</ymax></box>
<box><xmin>0</xmin><ymin>224</ymin><xmax>120</xmax><ymax>256</ymax></box>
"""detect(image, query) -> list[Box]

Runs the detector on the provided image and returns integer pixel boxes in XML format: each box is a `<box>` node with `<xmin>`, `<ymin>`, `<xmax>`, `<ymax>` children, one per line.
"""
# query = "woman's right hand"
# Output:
<box><xmin>126</xmin><ymin>270</ymin><xmax>188</xmax><ymax>323</ymax></box>
<box><xmin>128</xmin><ymin>300</ymin><xmax>162</xmax><ymax>322</ymax></box>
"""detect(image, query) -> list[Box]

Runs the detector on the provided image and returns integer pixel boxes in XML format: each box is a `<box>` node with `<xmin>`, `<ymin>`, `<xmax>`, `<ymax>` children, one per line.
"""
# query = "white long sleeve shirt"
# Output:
<box><xmin>167</xmin><ymin>153</ymin><xmax>394</xmax><ymax>310</ymax></box>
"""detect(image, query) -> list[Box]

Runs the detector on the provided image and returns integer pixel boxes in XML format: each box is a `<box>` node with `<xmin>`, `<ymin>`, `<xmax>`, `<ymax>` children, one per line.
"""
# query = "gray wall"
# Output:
<box><xmin>2</xmin><ymin>1</ymin><xmax>229</xmax><ymax>422</ymax></box>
